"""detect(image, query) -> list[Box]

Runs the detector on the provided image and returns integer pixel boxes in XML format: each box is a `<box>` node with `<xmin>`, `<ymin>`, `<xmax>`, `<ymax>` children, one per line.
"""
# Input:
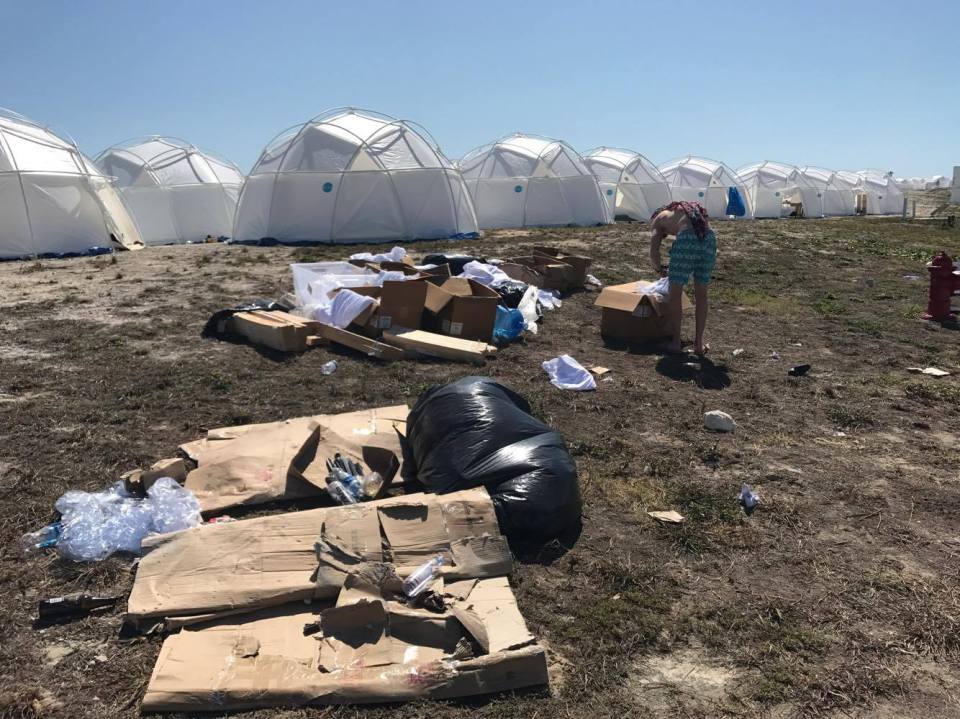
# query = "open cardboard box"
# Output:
<box><xmin>504</xmin><ymin>255</ymin><xmax>578</xmax><ymax>291</ymax></box>
<box><xmin>533</xmin><ymin>246</ymin><xmax>592</xmax><ymax>287</ymax></box>
<box><xmin>423</xmin><ymin>277</ymin><xmax>500</xmax><ymax>342</ymax></box>
<box><xmin>338</xmin><ymin>279</ymin><xmax>428</xmax><ymax>337</ymax></box>
<box><xmin>595</xmin><ymin>280</ymin><xmax>691</xmax><ymax>341</ymax></box>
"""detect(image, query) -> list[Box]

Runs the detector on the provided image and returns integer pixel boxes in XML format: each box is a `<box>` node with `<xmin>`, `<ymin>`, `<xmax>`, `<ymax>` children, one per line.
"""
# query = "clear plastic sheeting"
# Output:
<box><xmin>290</xmin><ymin>261</ymin><xmax>407</xmax><ymax>327</ymax></box>
<box><xmin>54</xmin><ymin>477</ymin><xmax>202</xmax><ymax>562</ymax></box>
<box><xmin>658</xmin><ymin>155</ymin><xmax>753</xmax><ymax>219</ymax></box>
<box><xmin>458</xmin><ymin>260</ymin><xmax>514</xmax><ymax>288</ymax></box>
<box><xmin>305</xmin><ymin>288</ymin><xmax>376</xmax><ymax>328</ymax></box>
<box><xmin>582</xmin><ymin>147</ymin><xmax>673</xmax><ymax>221</ymax></box>
<box><xmin>542</xmin><ymin>355</ymin><xmax>597</xmax><ymax>391</ymax></box>
<box><xmin>458</xmin><ymin>133</ymin><xmax>609</xmax><ymax>229</ymax></box>
<box><xmin>234</xmin><ymin>108</ymin><xmax>479</xmax><ymax>244</ymax></box>
<box><xmin>349</xmin><ymin>246</ymin><xmax>407</xmax><ymax>264</ymax></box>
<box><xmin>95</xmin><ymin>137</ymin><xmax>244</xmax><ymax>245</ymax></box>
<box><xmin>0</xmin><ymin>108</ymin><xmax>143</xmax><ymax>259</ymax></box>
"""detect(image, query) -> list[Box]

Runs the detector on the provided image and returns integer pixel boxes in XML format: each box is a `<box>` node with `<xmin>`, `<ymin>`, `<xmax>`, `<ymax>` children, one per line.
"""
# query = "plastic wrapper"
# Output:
<box><xmin>517</xmin><ymin>285</ymin><xmax>540</xmax><ymax>334</ymax></box>
<box><xmin>401</xmin><ymin>377</ymin><xmax>581</xmax><ymax>539</ymax></box>
<box><xmin>542</xmin><ymin>355</ymin><xmax>597</xmax><ymax>391</ymax></box>
<box><xmin>492</xmin><ymin>306</ymin><xmax>525</xmax><ymax>344</ymax></box>
<box><xmin>495</xmin><ymin>280</ymin><xmax>530</xmax><ymax>309</ymax></box>
<box><xmin>53</xmin><ymin>477</ymin><xmax>202</xmax><ymax>561</ymax></box>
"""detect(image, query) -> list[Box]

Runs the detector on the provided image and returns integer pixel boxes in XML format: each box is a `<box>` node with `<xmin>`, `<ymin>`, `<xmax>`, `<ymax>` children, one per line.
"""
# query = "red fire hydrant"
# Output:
<box><xmin>922</xmin><ymin>251</ymin><xmax>960</xmax><ymax>321</ymax></box>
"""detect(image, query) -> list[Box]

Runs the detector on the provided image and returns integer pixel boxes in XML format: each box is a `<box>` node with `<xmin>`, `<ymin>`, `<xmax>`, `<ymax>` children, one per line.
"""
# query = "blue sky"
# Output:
<box><xmin>2</xmin><ymin>0</ymin><xmax>956</xmax><ymax>177</ymax></box>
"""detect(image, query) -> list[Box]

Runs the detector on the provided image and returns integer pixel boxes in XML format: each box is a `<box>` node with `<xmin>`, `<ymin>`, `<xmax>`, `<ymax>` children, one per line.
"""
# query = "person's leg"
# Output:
<box><xmin>667</xmin><ymin>281</ymin><xmax>685</xmax><ymax>353</ymax></box>
<box><xmin>693</xmin><ymin>281</ymin><xmax>708</xmax><ymax>355</ymax></box>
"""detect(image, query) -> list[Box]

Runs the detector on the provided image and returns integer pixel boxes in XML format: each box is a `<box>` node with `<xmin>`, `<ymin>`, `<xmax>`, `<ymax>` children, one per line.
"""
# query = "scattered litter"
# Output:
<box><xmin>788</xmin><ymin>363</ymin><xmax>811</xmax><ymax>377</ymax></box>
<box><xmin>770</xmin><ymin>351</ymin><xmax>780</xmax><ymax>360</ymax></box>
<box><xmin>537</xmin><ymin>288</ymin><xmax>562</xmax><ymax>310</ymax></box>
<box><xmin>517</xmin><ymin>285</ymin><xmax>540</xmax><ymax>334</ymax></box>
<box><xmin>640</xmin><ymin>276</ymin><xmax>670</xmax><ymax>300</ymax></box>
<box><xmin>907</xmin><ymin>367</ymin><xmax>951</xmax><ymax>377</ymax></box>
<box><xmin>740</xmin><ymin>484</ymin><xmax>760</xmax><ymax>515</ymax></box>
<box><xmin>904</xmin><ymin>274</ymin><xmax>921</xmax><ymax>280</ymax></box>
<box><xmin>320</xmin><ymin>360</ymin><xmax>338</xmax><ymax>375</ymax></box>
<box><xmin>542</xmin><ymin>355</ymin><xmax>598</xmax><ymax>391</ymax></box>
<box><xmin>19</xmin><ymin>522</ymin><xmax>64</xmax><ymax>554</ymax></box>
<box><xmin>648</xmin><ymin>510</ymin><xmax>685</xmax><ymax>524</ymax></box>
<box><xmin>349</xmin><ymin>246</ymin><xmax>407</xmax><ymax>264</ymax></box>
<box><xmin>458</xmin><ymin>260</ymin><xmax>514</xmax><ymax>288</ymax></box>
<box><xmin>590</xmin><ymin>366</ymin><xmax>610</xmax><ymax>376</ymax></box>
<box><xmin>791</xmin><ymin>342</ymin><xmax>803</xmax><ymax>347</ymax></box>
<box><xmin>833</xmin><ymin>431</ymin><xmax>847</xmax><ymax>437</ymax></box>
<box><xmin>704</xmin><ymin>410</ymin><xmax>736</xmax><ymax>432</ymax></box>
<box><xmin>586</xmin><ymin>274</ymin><xmax>603</xmax><ymax>288</ymax></box>
<box><xmin>206</xmin><ymin>515</ymin><xmax>235</xmax><ymax>524</ymax></box>
<box><xmin>732</xmin><ymin>348</ymin><xmax>745</xmax><ymax>356</ymax></box>
<box><xmin>601</xmin><ymin>377</ymin><xmax>613</xmax><ymax>383</ymax></box>
<box><xmin>684</xmin><ymin>361</ymin><xmax>702</xmax><ymax>371</ymax></box>
<box><xmin>30</xmin><ymin>477</ymin><xmax>202</xmax><ymax>562</ymax></box>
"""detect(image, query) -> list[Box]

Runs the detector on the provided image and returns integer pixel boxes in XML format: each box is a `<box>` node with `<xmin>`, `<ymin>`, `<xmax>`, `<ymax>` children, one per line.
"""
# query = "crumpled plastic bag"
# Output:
<box><xmin>303</xmin><ymin>288</ymin><xmax>376</xmax><ymax>328</ymax></box>
<box><xmin>458</xmin><ymin>260</ymin><xmax>513</xmax><ymax>288</ymax></box>
<box><xmin>54</xmin><ymin>477</ymin><xmax>202</xmax><ymax>561</ymax></box>
<box><xmin>518</xmin><ymin>285</ymin><xmax>540</xmax><ymax>334</ymax></box>
<box><xmin>537</xmin><ymin>289</ymin><xmax>562</xmax><ymax>311</ymax></box>
<box><xmin>492</xmin><ymin>306</ymin><xmax>525</xmax><ymax>343</ymax></box>
<box><xmin>542</xmin><ymin>355</ymin><xmax>597</xmax><ymax>391</ymax></box>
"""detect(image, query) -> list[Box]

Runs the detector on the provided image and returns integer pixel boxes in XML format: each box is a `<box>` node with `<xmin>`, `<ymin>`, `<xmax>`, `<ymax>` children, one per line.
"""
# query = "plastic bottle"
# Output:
<box><xmin>360</xmin><ymin>471</ymin><xmax>384</xmax><ymax>499</ymax></box>
<box><xmin>327</xmin><ymin>480</ymin><xmax>358</xmax><ymax>505</ymax></box>
<box><xmin>321</xmin><ymin>360</ymin><xmax>338</xmax><ymax>375</ymax></box>
<box><xmin>402</xmin><ymin>554</ymin><xmax>445</xmax><ymax>598</ymax></box>
<box><xmin>19</xmin><ymin>522</ymin><xmax>64</xmax><ymax>554</ymax></box>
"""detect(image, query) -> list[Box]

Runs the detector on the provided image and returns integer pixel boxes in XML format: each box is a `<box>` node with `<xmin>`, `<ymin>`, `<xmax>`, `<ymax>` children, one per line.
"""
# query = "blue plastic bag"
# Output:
<box><xmin>726</xmin><ymin>186</ymin><xmax>746</xmax><ymax>217</ymax></box>
<box><xmin>492</xmin><ymin>306</ymin><xmax>525</xmax><ymax>343</ymax></box>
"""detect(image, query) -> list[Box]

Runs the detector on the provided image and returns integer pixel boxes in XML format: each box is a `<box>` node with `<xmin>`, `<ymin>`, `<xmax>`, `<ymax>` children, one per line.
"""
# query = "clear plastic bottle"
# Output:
<box><xmin>321</xmin><ymin>360</ymin><xmax>338</xmax><ymax>375</ymax></box>
<box><xmin>402</xmin><ymin>554</ymin><xmax>445</xmax><ymax>598</ymax></box>
<box><xmin>360</xmin><ymin>471</ymin><xmax>384</xmax><ymax>499</ymax></box>
<box><xmin>327</xmin><ymin>480</ymin><xmax>358</xmax><ymax>505</ymax></box>
<box><xmin>19</xmin><ymin>522</ymin><xmax>64</xmax><ymax>554</ymax></box>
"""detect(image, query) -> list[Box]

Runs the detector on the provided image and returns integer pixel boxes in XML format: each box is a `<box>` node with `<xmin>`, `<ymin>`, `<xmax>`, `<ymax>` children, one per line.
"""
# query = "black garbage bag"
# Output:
<box><xmin>420</xmin><ymin>253</ymin><xmax>487</xmax><ymax>275</ymax></box>
<box><xmin>401</xmin><ymin>377</ymin><xmax>581</xmax><ymax>540</ymax></box>
<box><xmin>201</xmin><ymin>298</ymin><xmax>291</xmax><ymax>340</ymax></box>
<box><xmin>494</xmin><ymin>280</ymin><xmax>530</xmax><ymax>309</ymax></box>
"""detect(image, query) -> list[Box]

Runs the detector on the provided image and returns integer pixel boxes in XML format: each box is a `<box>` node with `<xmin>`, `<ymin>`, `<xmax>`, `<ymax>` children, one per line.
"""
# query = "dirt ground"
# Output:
<box><xmin>1</xmin><ymin>211</ymin><xmax>960</xmax><ymax>719</ymax></box>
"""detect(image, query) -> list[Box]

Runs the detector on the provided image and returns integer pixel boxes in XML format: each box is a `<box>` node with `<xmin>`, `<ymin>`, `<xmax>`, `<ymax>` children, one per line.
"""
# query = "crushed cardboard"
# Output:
<box><xmin>382</xmin><ymin>328</ymin><xmax>496</xmax><ymax>364</ymax></box>
<box><xmin>127</xmin><ymin>488</ymin><xmax>512</xmax><ymax>622</ymax></box>
<box><xmin>141</xmin><ymin>576</ymin><xmax>548</xmax><ymax>711</ymax></box>
<box><xmin>228</xmin><ymin>310</ymin><xmax>321</xmax><ymax>352</ymax></box>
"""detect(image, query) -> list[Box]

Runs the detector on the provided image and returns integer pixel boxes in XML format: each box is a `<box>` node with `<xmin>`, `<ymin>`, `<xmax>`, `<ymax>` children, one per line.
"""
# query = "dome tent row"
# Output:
<box><xmin>736</xmin><ymin>161</ymin><xmax>825</xmax><ymax>218</ymax></box>
<box><xmin>840</xmin><ymin>170</ymin><xmax>905</xmax><ymax>215</ymax></box>
<box><xmin>581</xmin><ymin>147</ymin><xmax>673</xmax><ymax>221</ymax></box>
<box><xmin>95</xmin><ymin>137</ymin><xmax>244</xmax><ymax>246</ymax></box>
<box><xmin>795</xmin><ymin>167</ymin><xmax>857</xmax><ymax>216</ymax></box>
<box><xmin>658</xmin><ymin>156</ymin><xmax>753</xmax><ymax>219</ymax></box>
<box><xmin>457</xmin><ymin>133</ymin><xmax>609</xmax><ymax>229</ymax></box>
<box><xmin>0</xmin><ymin>109</ymin><xmax>143</xmax><ymax>260</ymax></box>
<box><xmin>233</xmin><ymin>108</ymin><xmax>478</xmax><ymax>245</ymax></box>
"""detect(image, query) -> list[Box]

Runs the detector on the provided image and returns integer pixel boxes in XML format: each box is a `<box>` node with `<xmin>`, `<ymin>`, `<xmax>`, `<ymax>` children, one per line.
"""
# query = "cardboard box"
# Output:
<box><xmin>140</xmin><ymin>577</ymin><xmax>548</xmax><ymax>711</ymax></box>
<box><xmin>227</xmin><ymin>310</ymin><xmax>321</xmax><ymax>352</ymax></box>
<box><xmin>423</xmin><ymin>277</ymin><xmax>500</xmax><ymax>342</ymax></box>
<box><xmin>506</xmin><ymin>255</ymin><xmax>578</xmax><ymax>291</ymax></box>
<box><xmin>341</xmin><ymin>279</ymin><xmax>427</xmax><ymax>335</ymax></box>
<box><xmin>533</xmin><ymin>246</ymin><xmax>592</xmax><ymax>287</ymax></box>
<box><xmin>126</xmin><ymin>487</ymin><xmax>512</xmax><ymax>622</ymax></box>
<box><xmin>383</xmin><ymin>328</ymin><xmax>495</xmax><ymax>364</ymax></box>
<box><xmin>594</xmin><ymin>280</ymin><xmax>691</xmax><ymax>342</ymax></box>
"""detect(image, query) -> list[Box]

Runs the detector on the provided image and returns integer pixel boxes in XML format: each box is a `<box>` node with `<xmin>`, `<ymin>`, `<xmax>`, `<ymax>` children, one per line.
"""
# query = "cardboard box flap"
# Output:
<box><xmin>594</xmin><ymin>284</ymin><xmax>646</xmax><ymax>313</ymax></box>
<box><xmin>378</xmin><ymin>500</ymin><xmax>451</xmax><ymax>567</ymax></box>
<box><xmin>449</xmin><ymin>535</ymin><xmax>513</xmax><ymax>577</ymax></box>
<box><xmin>203</xmin><ymin>405</ymin><xmax>408</xmax><ymax>442</ymax></box>
<box><xmin>319</xmin><ymin>600</ymin><xmax>392</xmax><ymax>671</ymax></box>
<box><xmin>451</xmin><ymin>577</ymin><xmax>536</xmax><ymax>654</ymax></box>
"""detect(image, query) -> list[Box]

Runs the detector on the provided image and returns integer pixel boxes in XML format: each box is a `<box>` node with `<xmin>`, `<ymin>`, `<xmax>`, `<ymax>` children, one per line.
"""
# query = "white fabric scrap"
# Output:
<box><xmin>542</xmin><ymin>355</ymin><xmax>597</xmax><ymax>391</ymax></box>
<box><xmin>307</xmin><ymin>289</ymin><xmax>376</xmax><ymax>328</ymax></box>
<box><xmin>538</xmin><ymin>289</ymin><xmax>562</xmax><ymax>310</ymax></box>
<box><xmin>458</xmin><ymin>260</ymin><xmax>513</xmax><ymax>288</ymax></box>
<box><xmin>518</xmin><ymin>285</ymin><xmax>539</xmax><ymax>334</ymax></box>
<box><xmin>640</xmin><ymin>276</ymin><xmax>669</xmax><ymax>301</ymax></box>
<box><xmin>349</xmin><ymin>246</ymin><xmax>407</xmax><ymax>264</ymax></box>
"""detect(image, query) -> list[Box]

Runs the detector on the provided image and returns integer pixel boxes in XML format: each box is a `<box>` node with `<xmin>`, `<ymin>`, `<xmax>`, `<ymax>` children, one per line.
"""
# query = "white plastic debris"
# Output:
<box><xmin>538</xmin><ymin>289</ymin><xmax>562</xmax><ymax>310</ymax></box>
<box><xmin>54</xmin><ymin>477</ymin><xmax>201</xmax><ymax>562</ymax></box>
<box><xmin>586</xmin><ymin>274</ymin><xmax>603</xmax><ymax>288</ymax></box>
<box><xmin>320</xmin><ymin>360</ymin><xmax>338</xmax><ymax>375</ymax></box>
<box><xmin>640</xmin><ymin>276</ymin><xmax>670</xmax><ymax>300</ymax></box>
<box><xmin>732</xmin><ymin>348</ymin><xmax>745</xmax><ymax>356</ymax></box>
<box><xmin>517</xmin><ymin>285</ymin><xmax>540</xmax><ymax>334</ymax></box>
<box><xmin>906</xmin><ymin>367</ymin><xmax>951</xmax><ymax>377</ymax></box>
<box><xmin>349</xmin><ymin>246</ymin><xmax>406</xmax><ymax>264</ymax></box>
<box><xmin>740</xmin><ymin>484</ymin><xmax>760</xmax><ymax>515</ymax></box>
<box><xmin>704</xmin><ymin>410</ymin><xmax>736</xmax><ymax>432</ymax></box>
<box><xmin>306</xmin><ymin>289</ymin><xmax>376</xmax><ymax>329</ymax></box>
<box><xmin>542</xmin><ymin>355</ymin><xmax>597</xmax><ymax>391</ymax></box>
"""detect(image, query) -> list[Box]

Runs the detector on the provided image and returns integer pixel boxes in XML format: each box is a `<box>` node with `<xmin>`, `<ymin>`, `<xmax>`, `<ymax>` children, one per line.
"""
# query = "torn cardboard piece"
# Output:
<box><xmin>423</xmin><ymin>277</ymin><xmax>500</xmax><ymax>342</ymax></box>
<box><xmin>647</xmin><ymin>510</ymin><xmax>685</xmax><ymax>524</ymax></box>
<box><xmin>228</xmin><ymin>310</ymin><xmax>322</xmax><ymax>352</ymax></box>
<box><xmin>127</xmin><ymin>488</ymin><xmax>512</xmax><ymax>622</ymax></box>
<box><xmin>141</xmin><ymin>578</ymin><xmax>547</xmax><ymax>711</ymax></box>
<box><xmin>595</xmin><ymin>280</ymin><xmax>692</xmax><ymax>342</ymax></box>
<box><xmin>382</xmin><ymin>328</ymin><xmax>495</xmax><ymax>364</ymax></box>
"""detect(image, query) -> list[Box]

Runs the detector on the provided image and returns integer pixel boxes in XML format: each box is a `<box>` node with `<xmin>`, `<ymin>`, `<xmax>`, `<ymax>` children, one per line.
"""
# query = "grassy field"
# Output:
<box><xmin>1</xmin><ymin>213</ymin><xmax>959</xmax><ymax>718</ymax></box>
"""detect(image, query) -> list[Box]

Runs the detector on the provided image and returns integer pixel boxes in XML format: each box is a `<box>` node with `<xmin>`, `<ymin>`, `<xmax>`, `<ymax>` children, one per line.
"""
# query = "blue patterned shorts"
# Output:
<box><xmin>669</xmin><ymin>229</ymin><xmax>717</xmax><ymax>285</ymax></box>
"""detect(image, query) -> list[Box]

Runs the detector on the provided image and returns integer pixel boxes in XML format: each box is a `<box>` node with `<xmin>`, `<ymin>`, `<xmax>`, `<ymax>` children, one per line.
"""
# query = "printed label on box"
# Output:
<box><xmin>449</xmin><ymin>322</ymin><xmax>464</xmax><ymax>336</ymax></box>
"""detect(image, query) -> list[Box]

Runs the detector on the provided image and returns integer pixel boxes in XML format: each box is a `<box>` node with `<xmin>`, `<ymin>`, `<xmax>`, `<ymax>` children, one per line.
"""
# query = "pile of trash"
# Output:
<box><xmin>19</xmin><ymin>377</ymin><xmax>580</xmax><ymax>711</ymax></box>
<box><xmin>205</xmin><ymin>245</ymin><xmax>591</xmax><ymax>364</ymax></box>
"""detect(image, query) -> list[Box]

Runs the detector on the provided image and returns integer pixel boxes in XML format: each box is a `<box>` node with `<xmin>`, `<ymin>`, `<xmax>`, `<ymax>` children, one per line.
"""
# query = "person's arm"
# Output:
<box><xmin>650</xmin><ymin>217</ymin><xmax>669</xmax><ymax>277</ymax></box>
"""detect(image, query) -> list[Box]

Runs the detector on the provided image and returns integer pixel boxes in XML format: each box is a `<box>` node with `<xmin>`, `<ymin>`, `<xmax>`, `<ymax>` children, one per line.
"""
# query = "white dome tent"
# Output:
<box><xmin>658</xmin><ymin>156</ymin><xmax>752</xmax><ymax>218</ymax></box>
<box><xmin>457</xmin><ymin>133</ymin><xmax>608</xmax><ymax>229</ymax></box>
<box><xmin>582</xmin><ymin>147</ymin><xmax>673</xmax><ymax>221</ymax></box>
<box><xmin>736</xmin><ymin>161</ymin><xmax>824</xmax><ymax>218</ymax></box>
<box><xmin>835</xmin><ymin>170</ymin><xmax>904</xmax><ymax>215</ymax></box>
<box><xmin>233</xmin><ymin>108</ymin><xmax>478</xmax><ymax>244</ymax></box>
<box><xmin>798</xmin><ymin>167</ymin><xmax>857</xmax><ymax>216</ymax></box>
<box><xmin>95</xmin><ymin>137</ymin><xmax>244</xmax><ymax>246</ymax></box>
<box><xmin>0</xmin><ymin>109</ymin><xmax>143</xmax><ymax>260</ymax></box>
